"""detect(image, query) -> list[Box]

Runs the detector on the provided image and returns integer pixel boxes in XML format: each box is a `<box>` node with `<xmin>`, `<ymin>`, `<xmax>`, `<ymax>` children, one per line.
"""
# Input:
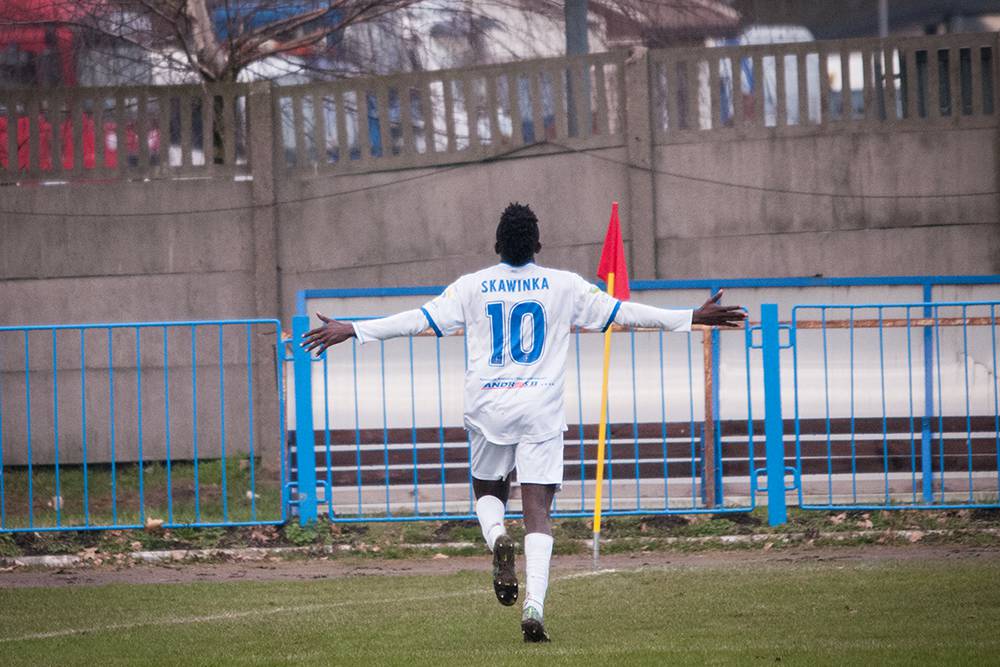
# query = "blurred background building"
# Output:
<box><xmin>3</xmin><ymin>1</ymin><xmax>997</xmax><ymax>90</ymax></box>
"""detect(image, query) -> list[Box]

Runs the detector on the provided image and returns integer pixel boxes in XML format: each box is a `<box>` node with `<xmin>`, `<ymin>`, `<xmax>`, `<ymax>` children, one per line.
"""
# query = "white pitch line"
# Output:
<box><xmin>0</xmin><ymin>589</ymin><xmax>478</xmax><ymax>644</ymax></box>
<box><xmin>2</xmin><ymin>564</ymin><xmax>643</xmax><ymax>644</ymax></box>
<box><xmin>558</xmin><ymin>568</ymin><xmax>620</xmax><ymax>580</ymax></box>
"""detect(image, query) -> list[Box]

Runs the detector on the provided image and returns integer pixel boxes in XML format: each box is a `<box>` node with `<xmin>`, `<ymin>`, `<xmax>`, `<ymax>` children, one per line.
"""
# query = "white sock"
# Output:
<box><xmin>523</xmin><ymin>532</ymin><xmax>554</xmax><ymax>617</ymax></box>
<box><xmin>475</xmin><ymin>495</ymin><xmax>506</xmax><ymax>551</ymax></box>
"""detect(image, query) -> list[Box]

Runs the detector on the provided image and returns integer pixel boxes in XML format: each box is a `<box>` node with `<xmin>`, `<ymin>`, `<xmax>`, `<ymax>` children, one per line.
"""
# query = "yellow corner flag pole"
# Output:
<box><xmin>592</xmin><ymin>271</ymin><xmax>615</xmax><ymax>568</ymax></box>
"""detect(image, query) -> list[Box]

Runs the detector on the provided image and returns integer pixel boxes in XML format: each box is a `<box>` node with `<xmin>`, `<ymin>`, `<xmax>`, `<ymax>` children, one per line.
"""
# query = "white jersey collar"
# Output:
<box><xmin>497</xmin><ymin>261</ymin><xmax>537</xmax><ymax>271</ymax></box>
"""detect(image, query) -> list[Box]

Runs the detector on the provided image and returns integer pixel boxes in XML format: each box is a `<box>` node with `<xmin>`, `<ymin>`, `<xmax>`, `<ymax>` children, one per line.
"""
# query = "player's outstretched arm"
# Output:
<box><xmin>609</xmin><ymin>289</ymin><xmax>745</xmax><ymax>332</ymax></box>
<box><xmin>302</xmin><ymin>313</ymin><xmax>355</xmax><ymax>356</ymax></box>
<box><xmin>303</xmin><ymin>308</ymin><xmax>436</xmax><ymax>357</ymax></box>
<box><xmin>691</xmin><ymin>290</ymin><xmax>746</xmax><ymax>328</ymax></box>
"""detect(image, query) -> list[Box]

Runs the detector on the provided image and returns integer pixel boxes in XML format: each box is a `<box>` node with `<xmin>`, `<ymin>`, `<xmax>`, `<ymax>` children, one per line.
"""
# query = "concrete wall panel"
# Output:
<box><xmin>654</xmin><ymin>129</ymin><xmax>997</xmax><ymax>241</ymax></box>
<box><xmin>655</xmin><ymin>223</ymin><xmax>1000</xmax><ymax>278</ymax></box>
<box><xmin>1</xmin><ymin>272</ymin><xmax>256</xmax><ymax>326</ymax></box>
<box><xmin>277</xmin><ymin>147</ymin><xmax>630</xmax><ymax>321</ymax></box>
<box><xmin>0</xmin><ymin>181</ymin><xmax>253</xmax><ymax>281</ymax></box>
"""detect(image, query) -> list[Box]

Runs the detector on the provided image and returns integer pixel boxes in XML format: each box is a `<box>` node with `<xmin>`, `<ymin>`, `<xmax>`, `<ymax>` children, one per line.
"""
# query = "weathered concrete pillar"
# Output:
<box><xmin>247</xmin><ymin>82</ymin><xmax>281</xmax><ymax>318</ymax></box>
<box><xmin>994</xmin><ymin>33</ymin><xmax>1000</xmax><ymax>274</ymax></box>
<box><xmin>622</xmin><ymin>47</ymin><xmax>658</xmax><ymax>279</ymax></box>
<box><xmin>246</xmin><ymin>82</ymin><xmax>282</xmax><ymax>471</ymax></box>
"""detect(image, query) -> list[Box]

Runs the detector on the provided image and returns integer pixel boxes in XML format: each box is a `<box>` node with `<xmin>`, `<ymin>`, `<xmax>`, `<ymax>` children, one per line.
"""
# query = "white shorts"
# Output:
<box><xmin>468</xmin><ymin>429</ymin><xmax>564</xmax><ymax>486</ymax></box>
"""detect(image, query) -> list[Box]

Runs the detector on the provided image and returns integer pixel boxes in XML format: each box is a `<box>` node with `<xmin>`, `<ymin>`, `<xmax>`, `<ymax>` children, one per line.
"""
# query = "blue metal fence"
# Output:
<box><xmin>295</xmin><ymin>275</ymin><xmax>1000</xmax><ymax>526</ymax></box>
<box><xmin>2</xmin><ymin>276</ymin><xmax>997</xmax><ymax>533</ymax></box>
<box><xmin>789</xmin><ymin>301</ymin><xmax>1000</xmax><ymax>511</ymax></box>
<box><xmin>0</xmin><ymin>319</ymin><xmax>286</xmax><ymax>533</ymax></box>
<box><xmin>287</xmin><ymin>313</ymin><xmax>758</xmax><ymax>524</ymax></box>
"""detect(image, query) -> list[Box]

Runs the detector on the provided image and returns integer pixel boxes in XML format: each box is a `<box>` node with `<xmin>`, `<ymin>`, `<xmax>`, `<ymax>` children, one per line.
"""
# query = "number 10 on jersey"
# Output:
<box><xmin>486</xmin><ymin>301</ymin><xmax>547</xmax><ymax>366</ymax></box>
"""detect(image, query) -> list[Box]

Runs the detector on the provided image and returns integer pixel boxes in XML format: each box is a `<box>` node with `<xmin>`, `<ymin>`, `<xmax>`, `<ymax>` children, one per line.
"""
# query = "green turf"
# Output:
<box><xmin>2</xmin><ymin>558</ymin><xmax>998</xmax><ymax>665</ymax></box>
<box><xmin>0</xmin><ymin>457</ymin><xmax>283</xmax><ymax>529</ymax></box>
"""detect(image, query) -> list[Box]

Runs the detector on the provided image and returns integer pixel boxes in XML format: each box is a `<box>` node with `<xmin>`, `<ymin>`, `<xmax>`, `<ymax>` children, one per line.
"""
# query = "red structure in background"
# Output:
<box><xmin>0</xmin><ymin>0</ymin><xmax>92</xmax><ymax>86</ymax></box>
<box><xmin>0</xmin><ymin>112</ymin><xmax>161</xmax><ymax>172</ymax></box>
<box><xmin>0</xmin><ymin>2</ymin><xmax>163</xmax><ymax>172</ymax></box>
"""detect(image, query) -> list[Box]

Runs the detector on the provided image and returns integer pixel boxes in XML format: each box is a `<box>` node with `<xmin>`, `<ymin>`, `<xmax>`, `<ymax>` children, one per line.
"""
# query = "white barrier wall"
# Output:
<box><xmin>289</xmin><ymin>283</ymin><xmax>1000</xmax><ymax>433</ymax></box>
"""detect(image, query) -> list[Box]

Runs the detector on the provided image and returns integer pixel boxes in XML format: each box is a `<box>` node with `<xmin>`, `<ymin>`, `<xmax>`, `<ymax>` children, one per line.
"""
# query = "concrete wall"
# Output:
<box><xmin>276</xmin><ymin>144</ymin><xmax>631</xmax><ymax>320</ymax></box>
<box><xmin>2</xmin><ymin>34</ymin><xmax>998</xmax><ymax>465</ymax></box>
<box><xmin>653</xmin><ymin>128</ymin><xmax>1000</xmax><ymax>278</ymax></box>
<box><xmin>1</xmin><ymin>179</ymin><xmax>256</xmax><ymax>324</ymax></box>
<box><xmin>277</xmin><ymin>124</ymin><xmax>1000</xmax><ymax>319</ymax></box>
<box><xmin>0</xmin><ymin>180</ymin><xmax>282</xmax><ymax>466</ymax></box>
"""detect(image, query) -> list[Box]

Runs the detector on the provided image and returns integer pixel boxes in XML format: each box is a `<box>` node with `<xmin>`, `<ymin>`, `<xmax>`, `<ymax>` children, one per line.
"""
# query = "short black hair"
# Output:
<box><xmin>496</xmin><ymin>202</ymin><xmax>539</xmax><ymax>266</ymax></box>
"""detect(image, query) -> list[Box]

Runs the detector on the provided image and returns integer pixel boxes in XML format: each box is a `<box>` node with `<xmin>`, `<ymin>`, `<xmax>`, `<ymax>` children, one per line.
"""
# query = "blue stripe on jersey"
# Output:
<box><xmin>421</xmin><ymin>307</ymin><xmax>443</xmax><ymax>337</ymax></box>
<box><xmin>602</xmin><ymin>300</ymin><xmax>622</xmax><ymax>332</ymax></box>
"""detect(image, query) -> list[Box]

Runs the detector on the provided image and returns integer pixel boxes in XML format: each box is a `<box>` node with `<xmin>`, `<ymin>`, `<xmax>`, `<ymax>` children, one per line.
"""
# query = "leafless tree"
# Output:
<box><xmin>0</xmin><ymin>1</ymin><xmax>557</xmax><ymax>86</ymax></box>
<box><xmin>0</xmin><ymin>1</ymin><xmax>465</xmax><ymax>85</ymax></box>
<box><xmin>0</xmin><ymin>1</ymin><xmax>741</xmax><ymax>87</ymax></box>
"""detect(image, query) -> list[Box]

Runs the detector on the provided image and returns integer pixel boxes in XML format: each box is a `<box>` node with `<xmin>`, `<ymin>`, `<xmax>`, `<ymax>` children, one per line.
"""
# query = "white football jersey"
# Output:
<box><xmin>420</xmin><ymin>262</ymin><xmax>620</xmax><ymax>444</ymax></box>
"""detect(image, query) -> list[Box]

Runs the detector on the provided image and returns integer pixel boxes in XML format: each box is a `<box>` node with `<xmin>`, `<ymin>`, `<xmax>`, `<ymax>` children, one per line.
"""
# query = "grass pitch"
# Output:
<box><xmin>2</xmin><ymin>555</ymin><xmax>999</xmax><ymax>665</ymax></box>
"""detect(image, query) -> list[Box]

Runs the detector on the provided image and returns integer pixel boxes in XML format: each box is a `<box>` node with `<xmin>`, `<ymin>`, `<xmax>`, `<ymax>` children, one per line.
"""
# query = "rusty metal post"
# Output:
<box><xmin>702</xmin><ymin>328</ymin><xmax>717</xmax><ymax>508</ymax></box>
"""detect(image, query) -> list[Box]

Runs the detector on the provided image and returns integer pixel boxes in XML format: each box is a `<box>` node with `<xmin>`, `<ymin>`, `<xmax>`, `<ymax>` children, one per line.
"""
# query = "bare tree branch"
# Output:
<box><xmin>0</xmin><ymin>0</ymin><xmax>741</xmax><ymax>86</ymax></box>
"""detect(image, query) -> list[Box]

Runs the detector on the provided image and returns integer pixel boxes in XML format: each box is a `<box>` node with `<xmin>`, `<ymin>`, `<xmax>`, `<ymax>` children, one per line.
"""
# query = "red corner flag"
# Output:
<box><xmin>596</xmin><ymin>201</ymin><xmax>630</xmax><ymax>301</ymax></box>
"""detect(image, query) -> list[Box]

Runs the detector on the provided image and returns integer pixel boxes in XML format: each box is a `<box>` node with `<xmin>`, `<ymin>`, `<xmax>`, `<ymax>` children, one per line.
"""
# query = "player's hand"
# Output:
<box><xmin>301</xmin><ymin>313</ymin><xmax>356</xmax><ymax>356</ymax></box>
<box><xmin>692</xmin><ymin>290</ymin><xmax>746</xmax><ymax>328</ymax></box>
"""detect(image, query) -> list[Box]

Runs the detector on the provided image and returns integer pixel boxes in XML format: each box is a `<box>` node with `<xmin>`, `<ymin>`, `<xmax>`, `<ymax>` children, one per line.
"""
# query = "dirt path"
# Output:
<box><xmin>2</xmin><ymin>544</ymin><xmax>998</xmax><ymax>589</ymax></box>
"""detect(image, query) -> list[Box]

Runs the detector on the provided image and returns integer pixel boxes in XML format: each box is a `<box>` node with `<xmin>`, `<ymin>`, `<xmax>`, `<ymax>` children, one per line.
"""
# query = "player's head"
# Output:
<box><xmin>495</xmin><ymin>202</ymin><xmax>541</xmax><ymax>266</ymax></box>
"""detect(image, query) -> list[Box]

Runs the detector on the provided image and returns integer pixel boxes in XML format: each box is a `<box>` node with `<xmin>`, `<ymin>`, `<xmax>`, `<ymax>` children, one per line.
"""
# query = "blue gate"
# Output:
<box><xmin>788</xmin><ymin>301</ymin><xmax>1000</xmax><ymax>511</ymax></box>
<box><xmin>287</xmin><ymin>311</ymin><xmax>759</xmax><ymax>524</ymax></box>
<box><xmin>294</xmin><ymin>275</ymin><xmax>1000</xmax><ymax>527</ymax></box>
<box><xmin>4</xmin><ymin>277</ymin><xmax>998</xmax><ymax>533</ymax></box>
<box><xmin>0</xmin><ymin>319</ymin><xmax>287</xmax><ymax>533</ymax></box>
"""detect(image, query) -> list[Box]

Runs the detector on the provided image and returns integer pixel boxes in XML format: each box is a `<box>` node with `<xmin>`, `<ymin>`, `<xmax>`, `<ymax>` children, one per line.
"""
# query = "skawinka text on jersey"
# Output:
<box><xmin>480</xmin><ymin>277</ymin><xmax>550</xmax><ymax>293</ymax></box>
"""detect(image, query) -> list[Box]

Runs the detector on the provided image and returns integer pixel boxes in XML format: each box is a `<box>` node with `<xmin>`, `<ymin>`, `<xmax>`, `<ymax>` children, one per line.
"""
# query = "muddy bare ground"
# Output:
<box><xmin>2</xmin><ymin>544</ymin><xmax>998</xmax><ymax>589</ymax></box>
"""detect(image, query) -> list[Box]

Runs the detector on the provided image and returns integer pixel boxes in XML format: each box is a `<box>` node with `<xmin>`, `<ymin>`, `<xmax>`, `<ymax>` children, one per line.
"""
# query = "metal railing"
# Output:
<box><xmin>790</xmin><ymin>302</ymin><xmax>1000</xmax><ymax>510</ymax></box>
<box><xmin>296</xmin><ymin>275</ymin><xmax>1000</xmax><ymax>526</ymax></box>
<box><xmin>287</xmin><ymin>314</ymin><xmax>757</xmax><ymax>523</ymax></box>
<box><xmin>2</xmin><ymin>277</ymin><xmax>997</xmax><ymax>532</ymax></box>
<box><xmin>0</xmin><ymin>319</ymin><xmax>286</xmax><ymax>533</ymax></box>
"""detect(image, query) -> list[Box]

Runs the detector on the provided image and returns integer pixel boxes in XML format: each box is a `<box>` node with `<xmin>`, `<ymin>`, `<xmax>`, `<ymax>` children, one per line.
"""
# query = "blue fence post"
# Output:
<box><xmin>920</xmin><ymin>283</ymin><xmax>934</xmax><ymax>502</ymax></box>
<box><xmin>711</xmin><ymin>327</ymin><xmax>723</xmax><ymax>506</ymax></box>
<box><xmin>291</xmin><ymin>316</ymin><xmax>319</xmax><ymax>525</ymax></box>
<box><xmin>761</xmin><ymin>303</ymin><xmax>788</xmax><ymax>526</ymax></box>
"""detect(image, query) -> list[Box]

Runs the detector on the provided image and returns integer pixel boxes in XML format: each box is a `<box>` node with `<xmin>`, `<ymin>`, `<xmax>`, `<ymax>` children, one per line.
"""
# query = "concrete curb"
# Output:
<box><xmin>3</xmin><ymin>528</ymin><xmax>998</xmax><ymax>569</ymax></box>
<box><xmin>0</xmin><ymin>542</ymin><xmax>477</xmax><ymax>569</ymax></box>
